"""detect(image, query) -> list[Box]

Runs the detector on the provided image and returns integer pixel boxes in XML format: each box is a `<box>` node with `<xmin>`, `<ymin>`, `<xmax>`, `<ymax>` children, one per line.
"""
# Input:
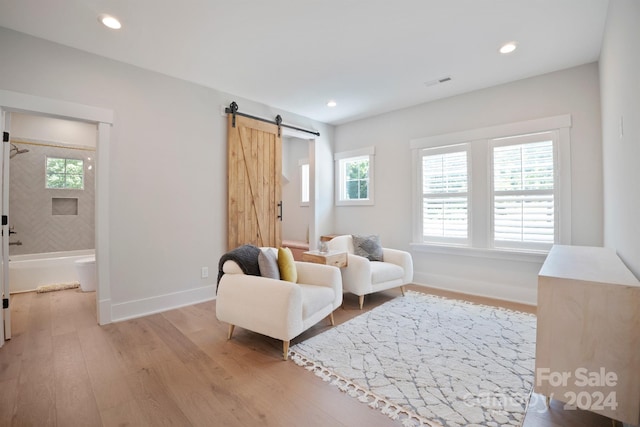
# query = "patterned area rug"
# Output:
<box><xmin>290</xmin><ymin>291</ymin><xmax>537</xmax><ymax>427</ymax></box>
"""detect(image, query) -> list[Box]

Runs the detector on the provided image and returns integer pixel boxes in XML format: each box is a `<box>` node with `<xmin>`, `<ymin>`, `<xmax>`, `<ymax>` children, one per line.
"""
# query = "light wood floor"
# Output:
<box><xmin>0</xmin><ymin>285</ymin><xmax>618</xmax><ymax>426</ymax></box>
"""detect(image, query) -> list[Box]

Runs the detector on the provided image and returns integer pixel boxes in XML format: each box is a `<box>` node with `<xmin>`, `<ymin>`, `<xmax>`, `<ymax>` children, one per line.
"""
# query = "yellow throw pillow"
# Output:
<box><xmin>277</xmin><ymin>247</ymin><xmax>297</xmax><ymax>283</ymax></box>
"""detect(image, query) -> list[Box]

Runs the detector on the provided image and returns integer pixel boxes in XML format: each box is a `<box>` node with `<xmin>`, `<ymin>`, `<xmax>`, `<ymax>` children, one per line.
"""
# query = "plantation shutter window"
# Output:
<box><xmin>492</xmin><ymin>132</ymin><xmax>557</xmax><ymax>250</ymax></box>
<box><xmin>421</xmin><ymin>146</ymin><xmax>469</xmax><ymax>243</ymax></box>
<box><xmin>411</xmin><ymin>115</ymin><xmax>571</xmax><ymax>255</ymax></box>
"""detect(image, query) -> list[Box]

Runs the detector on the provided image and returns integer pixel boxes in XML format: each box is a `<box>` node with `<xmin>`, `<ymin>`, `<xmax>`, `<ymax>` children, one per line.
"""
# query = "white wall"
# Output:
<box><xmin>0</xmin><ymin>22</ymin><xmax>613</xmax><ymax>312</ymax></box>
<box><xmin>599</xmin><ymin>0</ymin><xmax>640</xmax><ymax>278</ymax></box>
<box><xmin>0</xmin><ymin>27</ymin><xmax>334</xmax><ymax>321</ymax></box>
<box><xmin>333</xmin><ymin>63</ymin><xmax>603</xmax><ymax>305</ymax></box>
<box><xmin>309</xmin><ymin>136</ymin><xmax>335</xmax><ymax>250</ymax></box>
<box><xmin>11</xmin><ymin>113</ymin><xmax>97</xmax><ymax>148</ymax></box>
<box><xmin>281</xmin><ymin>137</ymin><xmax>310</xmax><ymax>243</ymax></box>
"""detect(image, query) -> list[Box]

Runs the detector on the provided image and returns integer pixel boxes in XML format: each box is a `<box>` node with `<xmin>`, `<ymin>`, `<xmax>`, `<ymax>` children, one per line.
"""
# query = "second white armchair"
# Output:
<box><xmin>326</xmin><ymin>235</ymin><xmax>413</xmax><ymax>309</ymax></box>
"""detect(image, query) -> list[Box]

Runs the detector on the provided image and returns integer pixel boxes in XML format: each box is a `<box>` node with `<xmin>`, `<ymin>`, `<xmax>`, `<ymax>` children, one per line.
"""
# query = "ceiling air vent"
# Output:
<box><xmin>424</xmin><ymin>77</ymin><xmax>452</xmax><ymax>87</ymax></box>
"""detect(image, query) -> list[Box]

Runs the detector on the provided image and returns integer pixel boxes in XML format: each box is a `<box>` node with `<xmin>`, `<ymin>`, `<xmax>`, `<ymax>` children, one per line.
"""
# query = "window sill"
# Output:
<box><xmin>409</xmin><ymin>243</ymin><xmax>548</xmax><ymax>263</ymax></box>
<box><xmin>335</xmin><ymin>200</ymin><xmax>374</xmax><ymax>207</ymax></box>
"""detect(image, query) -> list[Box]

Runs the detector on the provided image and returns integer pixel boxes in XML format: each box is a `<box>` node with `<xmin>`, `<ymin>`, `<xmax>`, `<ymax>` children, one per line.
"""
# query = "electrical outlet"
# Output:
<box><xmin>201</xmin><ymin>267</ymin><xmax>209</xmax><ymax>279</ymax></box>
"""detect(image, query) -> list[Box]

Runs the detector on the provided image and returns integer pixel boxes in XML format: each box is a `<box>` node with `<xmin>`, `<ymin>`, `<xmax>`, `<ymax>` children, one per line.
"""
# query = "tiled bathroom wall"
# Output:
<box><xmin>8</xmin><ymin>141</ymin><xmax>95</xmax><ymax>255</ymax></box>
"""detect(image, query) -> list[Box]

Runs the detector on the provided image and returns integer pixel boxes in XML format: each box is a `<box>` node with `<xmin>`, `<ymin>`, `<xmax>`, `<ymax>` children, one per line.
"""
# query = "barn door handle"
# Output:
<box><xmin>277</xmin><ymin>201</ymin><xmax>283</xmax><ymax>221</ymax></box>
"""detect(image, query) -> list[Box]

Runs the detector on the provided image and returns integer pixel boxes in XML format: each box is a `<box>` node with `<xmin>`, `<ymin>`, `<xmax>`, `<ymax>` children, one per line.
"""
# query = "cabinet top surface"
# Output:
<box><xmin>539</xmin><ymin>245</ymin><xmax>639</xmax><ymax>286</ymax></box>
<box><xmin>303</xmin><ymin>250</ymin><xmax>345</xmax><ymax>256</ymax></box>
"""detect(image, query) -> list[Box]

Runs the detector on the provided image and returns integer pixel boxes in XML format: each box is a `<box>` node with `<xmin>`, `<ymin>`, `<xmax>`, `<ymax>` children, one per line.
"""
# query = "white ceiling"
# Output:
<box><xmin>0</xmin><ymin>0</ymin><xmax>610</xmax><ymax>125</ymax></box>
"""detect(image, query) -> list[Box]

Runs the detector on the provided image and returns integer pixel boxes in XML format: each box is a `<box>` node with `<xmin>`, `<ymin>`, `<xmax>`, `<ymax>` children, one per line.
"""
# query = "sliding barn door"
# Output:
<box><xmin>227</xmin><ymin>115</ymin><xmax>282</xmax><ymax>250</ymax></box>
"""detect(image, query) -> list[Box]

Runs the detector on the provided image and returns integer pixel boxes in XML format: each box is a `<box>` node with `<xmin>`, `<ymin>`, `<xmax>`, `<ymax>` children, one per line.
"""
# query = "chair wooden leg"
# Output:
<box><xmin>329</xmin><ymin>312</ymin><xmax>335</xmax><ymax>326</ymax></box>
<box><xmin>283</xmin><ymin>340</ymin><xmax>290</xmax><ymax>361</ymax></box>
<box><xmin>400</xmin><ymin>285</ymin><xmax>406</xmax><ymax>296</ymax></box>
<box><xmin>227</xmin><ymin>324</ymin><xmax>235</xmax><ymax>340</ymax></box>
<box><xmin>358</xmin><ymin>295</ymin><xmax>365</xmax><ymax>310</ymax></box>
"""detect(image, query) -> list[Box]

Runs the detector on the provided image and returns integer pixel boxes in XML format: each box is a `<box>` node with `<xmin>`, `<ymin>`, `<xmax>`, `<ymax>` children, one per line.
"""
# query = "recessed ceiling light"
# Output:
<box><xmin>98</xmin><ymin>14</ymin><xmax>122</xmax><ymax>30</ymax></box>
<box><xmin>327</xmin><ymin>100</ymin><xmax>337</xmax><ymax>108</ymax></box>
<box><xmin>499</xmin><ymin>42</ymin><xmax>518</xmax><ymax>54</ymax></box>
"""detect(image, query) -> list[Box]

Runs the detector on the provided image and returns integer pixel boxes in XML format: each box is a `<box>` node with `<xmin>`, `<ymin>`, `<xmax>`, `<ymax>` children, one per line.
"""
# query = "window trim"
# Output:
<box><xmin>334</xmin><ymin>146</ymin><xmax>375</xmax><ymax>206</ymax></box>
<box><xmin>410</xmin><ymin>114</ymin><xmax>572</xmax><ymax>255</ymax></box>
<box><xmin>409</xmin><ymin>242</ymin><xmax>548</xmax><ymax>263</ymax></box>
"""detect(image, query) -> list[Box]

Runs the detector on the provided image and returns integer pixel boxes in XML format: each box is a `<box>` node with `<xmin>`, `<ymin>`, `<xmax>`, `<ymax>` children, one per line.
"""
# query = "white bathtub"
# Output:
<box><xmin>8</xmin><ymin>249</ymin><xmax>95</xmax><ymax>293</ymax></box>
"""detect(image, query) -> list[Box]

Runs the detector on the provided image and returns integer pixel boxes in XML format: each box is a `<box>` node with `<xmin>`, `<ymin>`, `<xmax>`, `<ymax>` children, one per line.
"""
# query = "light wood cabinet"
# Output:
<box><xmin>535</xmin><ymin>245</ymin><xmax>640</xmax><ymax>425</ymax></box>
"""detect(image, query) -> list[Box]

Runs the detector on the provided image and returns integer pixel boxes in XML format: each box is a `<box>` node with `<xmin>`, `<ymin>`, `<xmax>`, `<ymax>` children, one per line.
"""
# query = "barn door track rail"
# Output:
<box><xmin>225</xmin><ymin>102</ymin><xmax>320</xmax><ymax>137</ymax></box>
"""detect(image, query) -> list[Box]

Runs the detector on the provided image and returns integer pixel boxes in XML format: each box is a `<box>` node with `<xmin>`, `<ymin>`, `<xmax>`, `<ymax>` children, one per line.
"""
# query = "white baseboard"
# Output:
<box><xmin>98</xmin><ymin>298</ymin><xmax>111</xmax><ymax>325</ymax></box>
<box><xmin>110</xmin><ymin>285</ymin><xmax>216</xmax><ymax>323</ymax></box>
<box><xmin>413</xmin><ymin>272</ymin><xmax>538</xmax><ymax>307</ymax></box>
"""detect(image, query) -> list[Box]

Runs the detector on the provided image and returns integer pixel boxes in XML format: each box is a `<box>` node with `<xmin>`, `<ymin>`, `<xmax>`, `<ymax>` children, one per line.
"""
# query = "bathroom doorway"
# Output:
<box><xmin>9</xmin><ymin>114</ymin><xmax>96</xmax><ymax>255</ymax></box>
<box><xmin>7</xmin><ymin>113</ymin><xmax>97</xmax><ymax>292</ymax></box>
<box><xmin>0</xmin><ymin>90</ymin><xmax>113</xmax><ymax>346</ymax></box>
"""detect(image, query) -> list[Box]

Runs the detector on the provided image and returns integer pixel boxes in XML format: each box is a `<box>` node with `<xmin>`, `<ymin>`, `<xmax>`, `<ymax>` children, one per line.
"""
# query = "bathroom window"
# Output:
<box><xmin>46</xmin><ymin>157</ymin><xmax>84</xmax><ymax>190</ymax></box>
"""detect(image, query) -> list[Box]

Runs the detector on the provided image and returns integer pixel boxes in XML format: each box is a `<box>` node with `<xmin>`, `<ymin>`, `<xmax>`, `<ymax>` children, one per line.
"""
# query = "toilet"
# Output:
<box><xmin>75</xmin><ymin>256</ymin><xmax>96</xmax><ymax>292</ymax></box>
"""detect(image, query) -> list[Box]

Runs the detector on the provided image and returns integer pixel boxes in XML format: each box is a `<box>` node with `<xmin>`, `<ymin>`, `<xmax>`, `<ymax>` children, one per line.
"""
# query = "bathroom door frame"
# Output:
<box><xmin>0</xmin><ymin>90</ymin><xmax>114</xmax><ymax>330</ymax></box>
<box><xmin>0</xmin><ymin>111</ymin><xmax>10</xmax><ymax>345</ymax></box>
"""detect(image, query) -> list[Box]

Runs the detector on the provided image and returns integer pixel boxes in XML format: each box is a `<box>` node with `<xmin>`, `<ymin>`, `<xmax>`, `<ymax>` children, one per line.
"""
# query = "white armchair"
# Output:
<box><xmin>216</xmin><ymin>249</ymin><xmax>343</xmax><ymax>360</ymax></box>
<box><xmin>326</xmin><ymin>235</ymin><xmax>413</xmax><ymax>309</ymax></box>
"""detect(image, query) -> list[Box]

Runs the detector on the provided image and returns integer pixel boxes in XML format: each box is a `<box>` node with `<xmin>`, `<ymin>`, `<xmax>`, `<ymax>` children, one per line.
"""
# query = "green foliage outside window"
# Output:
<box><xmin>46</xmin><ymin>157</ymin><xmax>84</xmax><ymax>189</ymax></box>
<box><xmin>345</xmin><ymin>159</ymin><xmax>368</xmax><ymax>200</ymax></box>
